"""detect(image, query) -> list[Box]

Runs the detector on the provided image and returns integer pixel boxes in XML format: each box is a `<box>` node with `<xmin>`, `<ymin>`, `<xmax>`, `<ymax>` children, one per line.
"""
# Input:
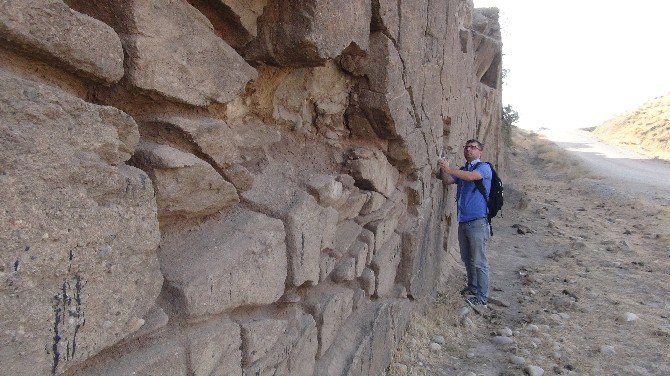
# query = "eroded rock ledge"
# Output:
<box><xmin>0</xmin><ymin>1</ymin><xmax>503</xmax><ymax>375</ymax></box>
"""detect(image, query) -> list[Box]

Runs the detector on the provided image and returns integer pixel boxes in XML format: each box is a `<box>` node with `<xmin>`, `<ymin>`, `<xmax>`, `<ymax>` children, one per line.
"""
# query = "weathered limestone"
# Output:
<box><xmin>243</xmin><ymin>0</ymin><xmax>371</xmax><ymax>66</ymax></box>
<box><xmin>241</xmin><ymin>307</ymin><xmax>319</xmax><ymax>375</ymax></box>
<box><xmin>320</xmin><ymin>251</ymin><xmax>339</xmax><ymax>282</ymax></box>
<box><xmin>332</xmin><ymin>257</ymin><xmax>357</xmax><ymax>283</ymax></box>
<box><xmin>304</xmin><ymin>286</ymin><xmax>355</xmax><ymax>357</ymax></box>
<box><xmin>346</xmin><ymin>147</ymin><xmax>399</xmax><ymax>198</ymax></box>
<box><xmin>284</xmin><ymin>193</ymin><xmax>339</xmax><ymax>285</ymax></box>
<box><xmin>71</xmin><ymin>336</ymin><xmax>188</xmax><ymax>376</ymax></box>
<box><xmin>371</xmin><ymin>234</ymin><xmax>403</xmax><ymax>297</ymax></box>
<box><xmin>397</xmin><ymin>180</ymin><xmax>445</xmax><ymax>299</ymax></box>
<box><xmin>349</xmin><ymin>241</ymin><xmax>370</xmax><ymax>277</ymax></box>
<box><xmin>337</xmin><ymin>190</ymin><xmax>369</xmax><ymax>220</ymax></box>
<box><xmin>131</xmin><ymin>142</ymin><xmax>239</xmax><ymax>218</ymax></box>
<box><xmin>333</xmin><ymin>220</ymin><xmax>364</xmax><ymax>255</ymax></box>
<box><xmin>307</xmin><ymin>174</ymin><xmax>345</xmax><ymax>207</ymax></box>
<box><xmin>359</xmin><ymin>268</ymin><xmax>376</xmax><ymax>296</ymax></box>
<box><xmin>239</xmin><ymin>317</ymin><xmax>288</xmax><ymax>367</ymax></box>
<box><xmin>70</xmin><ymin>0</ymin><xmax>257</xmax><ymax>106</ymax></box>
<box><xmin>0</xmin><ymin>70</ymin><xmax>162</xmax><ymax>375</ymax></box>
<box><xmin>159</xmin><ymin>206</ymin><xmax>287</xmax><ymax>317</ymax></box>
<box><xmin>315</xmin><ymin>299</ymin><xmax>412</xmax><ymax>375</ymax></box>
<box><xmin>140</xmin><ymin>115</ymin><xmax>241</xmax><ymax>169</ymax></box>
<box><xmin>270</xmin><ymin>60</ymin><xmax>353</xmax><ymax>133</ymax></box>
<box><xmin>472</xmin><ymin>8</ymin><xmax>502</xmax><ymax>88</ymax></box>
<box><xmin>243</xmin><ymin>167</ymin><xmax>338</xmax><ymax>286</ymax></box>
<box><xmin>223</xmin><ymin>164</ymin><xmax>255</xmax><ymax>192</ymax></box>
<box><xmin>0</xmin><ymin>0</ymin><xmax>124</xmax><ymax>83</ymax></box>
<box><xmin>185</xmin><ymin>318</ymin><xmax>242</xmax><ymax>376</ymax></box>
<box><xmin>0</xmin><ymin>0</ymin><xmax>504</xmax><ymax>374</ymax></box>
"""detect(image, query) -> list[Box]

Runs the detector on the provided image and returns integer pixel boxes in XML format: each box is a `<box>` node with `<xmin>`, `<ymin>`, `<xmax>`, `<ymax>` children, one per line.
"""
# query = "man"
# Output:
<box><xmin>439</xmin><ymin>139</ymin><xmax>492</xmax><ymax>307</ymax></box>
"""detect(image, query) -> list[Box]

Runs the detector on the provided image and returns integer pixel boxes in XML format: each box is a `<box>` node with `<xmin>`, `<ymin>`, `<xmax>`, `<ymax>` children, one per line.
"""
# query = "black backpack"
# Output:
<box><xmin>471</xmin><ymin>162</ymin><xmax>504</xmax><ymax>234</ymax></box>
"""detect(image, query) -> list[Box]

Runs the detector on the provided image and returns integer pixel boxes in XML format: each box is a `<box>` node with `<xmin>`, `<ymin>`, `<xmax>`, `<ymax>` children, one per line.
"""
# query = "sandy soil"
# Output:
<box><xmin>385</xmin><ymin>129</ymin><xmax>670</xmax><ymax>376</ymax></box>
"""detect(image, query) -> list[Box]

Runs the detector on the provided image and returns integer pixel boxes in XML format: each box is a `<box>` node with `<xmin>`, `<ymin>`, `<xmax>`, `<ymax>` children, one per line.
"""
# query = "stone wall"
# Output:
<box><xmin>0</xmin><ymin>1</ymin><xmax>503</xmax><ymax>375</ymax></box>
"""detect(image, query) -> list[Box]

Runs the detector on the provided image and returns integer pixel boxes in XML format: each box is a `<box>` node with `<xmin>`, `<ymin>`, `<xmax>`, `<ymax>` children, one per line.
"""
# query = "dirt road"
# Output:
<box><xmin>386</xmin><ymin>129</ymin><xmax>670</xmax><ymax>376</ymax></box>
<box><xmin>539</xmin><ymin>128</ymin><xmax>670</xmax><ymax>206</ymax></box>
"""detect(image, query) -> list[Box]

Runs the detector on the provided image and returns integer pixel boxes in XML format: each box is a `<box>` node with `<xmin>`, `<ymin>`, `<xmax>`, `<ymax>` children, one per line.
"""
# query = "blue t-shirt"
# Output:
<box><xmin>452</xmin><ymin>159</ymin><xmax>492</xmax><ymax>223</ymax></box>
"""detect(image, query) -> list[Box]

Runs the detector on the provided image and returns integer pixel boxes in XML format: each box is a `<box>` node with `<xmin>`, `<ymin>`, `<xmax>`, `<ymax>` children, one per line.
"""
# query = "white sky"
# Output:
<box><xmin>474</xmin><ymin>0</ymin><xmax>670</xmax><ymax>130</ymax></box>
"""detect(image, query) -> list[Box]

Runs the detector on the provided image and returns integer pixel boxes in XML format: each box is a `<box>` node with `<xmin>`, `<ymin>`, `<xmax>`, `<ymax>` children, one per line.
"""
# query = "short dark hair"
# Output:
<box><xmin>465</xmin><ymin>139</ymin><xmax>484</xmax><ymax>149</ymax></box>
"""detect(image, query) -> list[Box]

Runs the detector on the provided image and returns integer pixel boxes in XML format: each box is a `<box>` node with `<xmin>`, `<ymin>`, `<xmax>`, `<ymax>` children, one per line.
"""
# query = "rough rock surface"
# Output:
<box><xmin>1</xmin><ymin>0</ymin><xmax>503</xmax><ymax>374</ymax></box>
<box><xmin>315</xmin><ymin>299</ymin><xmax>412</xmax><ymax>375</ymax></box>
<box><xmin>0</xmin><ymin>0</ymin><xmax>124</xmax><ymax>83</ymax></box>
<box><xmin>131</xmin><ymin>141</ymin><xmax>239</xmax><ymax>218</ymax></box>
<box><xmin>69</xmin><ymin>0</ymin><xmax>257</xmax><ymax>106</ymax></box>
<box><xmin>159</xmin><ymin>206</ymin><xmax>287</xmax><ymax>317</ymax></box>
<box><xmin>243</xmin><ymin>0</ymin><xmax>371</xmax><ymax>66</ymax></box>
<box><xmin>0</xmin><ymin>70</ymin><xmax>162</xmax><ymax>375</ymax></box>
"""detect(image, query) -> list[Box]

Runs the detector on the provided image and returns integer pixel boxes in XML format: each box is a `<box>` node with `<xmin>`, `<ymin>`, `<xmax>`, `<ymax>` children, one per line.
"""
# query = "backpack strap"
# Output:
<box><xmin>470</xmin><ymin>162</ymin><xmax>488</xmax><ymax>199</ymax></box>
<box><xmin>472</xmin><ymin>162</ymin><xmax>494</xmax><ymax>236</ymax></box>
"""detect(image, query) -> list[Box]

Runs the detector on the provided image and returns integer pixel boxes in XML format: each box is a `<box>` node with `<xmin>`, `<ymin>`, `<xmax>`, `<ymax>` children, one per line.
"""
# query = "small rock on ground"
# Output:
<box><xmin>491</xmin><ymin>336</ymin><xmax>515</xmax><ymax>345</ymax></box>
<box><xmin>510</xmin><ymin>355</ymin><xmax>525</xmax><ymax>366</ymax></box>
<box><xmin>499</xmin><ymin>327</ymin><xmax>513</xmax><ymax>336</ymax></box>
<box><xmin>525</xmin><ymin>365</ymin><xmax>545</xmax><ymax>376</ymax></box>
<box><xmin>600</xmin><ymin>345</ymin><xmax>616</xmax><ymax>356</ymax></box>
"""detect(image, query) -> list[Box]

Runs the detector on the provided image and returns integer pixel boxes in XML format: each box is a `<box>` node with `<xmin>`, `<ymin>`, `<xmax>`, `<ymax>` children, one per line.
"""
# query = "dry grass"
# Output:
<box><xmin>592</xmin><ymin>93</ymin><xmax>670</xmax><ymax>160</ymax></box>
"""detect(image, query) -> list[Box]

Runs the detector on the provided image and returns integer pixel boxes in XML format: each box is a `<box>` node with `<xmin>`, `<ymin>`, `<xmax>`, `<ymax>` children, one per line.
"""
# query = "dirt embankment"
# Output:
<box><xmin>386</xmin><ymin>128</ymin><xmax>670</xmax><ymax>376</ymax></box>
<box><xmin>592</xmin><ymin>93</ymin><xmax>670</xmax><ymax>161</ymax></box>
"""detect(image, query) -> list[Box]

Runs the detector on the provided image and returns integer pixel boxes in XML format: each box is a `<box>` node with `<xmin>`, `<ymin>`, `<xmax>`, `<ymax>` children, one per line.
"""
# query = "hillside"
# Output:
<box><xmin>592</xmin><ymin>93</ymin><xmax>670</xmax><ymax>160</ymax></box>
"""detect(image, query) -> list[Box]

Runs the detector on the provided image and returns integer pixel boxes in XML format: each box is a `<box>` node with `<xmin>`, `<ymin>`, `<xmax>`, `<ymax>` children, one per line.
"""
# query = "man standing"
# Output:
<box><xmin>439</xmin><ymin>139</ymin><xmax>492</xmax><ymax>307</ymax></box>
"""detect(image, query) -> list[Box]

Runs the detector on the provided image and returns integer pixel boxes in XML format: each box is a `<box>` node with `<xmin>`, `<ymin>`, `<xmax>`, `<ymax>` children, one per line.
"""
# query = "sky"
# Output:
<box><xmin>473</xmin><ymin>0</ymin><xmax>670</xmax><ymax>130</ymax></box>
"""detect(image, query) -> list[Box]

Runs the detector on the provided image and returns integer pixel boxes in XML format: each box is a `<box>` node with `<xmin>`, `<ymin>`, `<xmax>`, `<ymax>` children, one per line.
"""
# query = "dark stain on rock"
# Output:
<box><xmin>49</xmin><ymin>275</ymin><xmax>85</xmax><ymax>374</ymax></box>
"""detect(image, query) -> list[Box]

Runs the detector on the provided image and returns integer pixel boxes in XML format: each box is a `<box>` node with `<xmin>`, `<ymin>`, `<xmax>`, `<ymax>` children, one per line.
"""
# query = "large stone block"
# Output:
<box><xmin>240</xmin><ymin>317</ymin><xmax>288</xmax><ymax>367</ymax></box>
<box><xmin>397</xmin><ymin>181</ymin><xmax>445</xmax><ymax>299</ymax></box>
<box><xmin>70</xmin><ymin>335</ymin><xmax>187</xmax><ymax>376</ymax></box>
<box><xmin>71</xmin><ymin>0</ymin><xmax>257</xmax><ymax>106</ymax></box>
<box><xmin>243</xmin><ymin>169</ymin><xmax>338</xmax><ymax>286</ymax></box>
<box><xmin>131</xmin><ymin>142</ymin><xmax>239</xmax><ymax>218</ymax></box>
<box><xmin>304</xmin><ymin>287</ymin><xmax>354</xmax><ymax>357</ymax></box>
<box><xmin>284</xmin><ymin>192</ymin><xmax>339</xmax><ymax>285</ymax></box>
<box><xmin>243</xmin><ymin>0</ymin><xmax>370</xmax><ymax>66</ymax></box>
<box><xmin>0</xmin><ymin>0</ymin><xmax>124</xmax><ymax>83</ymax></box>
<box><xmin>160</xmin><ymin>206</ymin><xmax>287</xmax><ymax>317</ymax></box>
<box><xmin>349</xmin><ymin>241</ymin><xmax>369</xmax><ymax>277</ymax></box>
<box><xmin>333</xmin><ymin>220</ymin><xmax>363</xmax><ymax>254</ymax></box>
<box><xmin>315</xmin><ymin>299</ymin><xmax>412</xmax><ymax>376</ymax></box>
<box><xmin>141</xmin><ymin>115</ymin><xmax>242</xmax><ymax>170</ymax></box>
<box><xmin>346</xmin><ymin>147</ymin><xmax>399</xmax><ymax>198</ymax></box>
<box><xmin>331</xmin><ymin>256</ymin><xmax>356</xmax><ymax>283</ymax></box>
<box><xmin>242</xmin><ymin>307</ymin><xmax>318</xmax><ymax>375</ymax></box>
<box><xmin>371</xmin><ymin>234</ymin><xmax>402</xmax><ymax>297</ymax></box>
<box><xmin>185</xmin><ymin>318</ymin><xmax>242</xmax><ymax>376</ymax></box>
<box><xmin>337</xmin><ymin>190</ymin><xmax>369</xmax><ymax>220</ymax></box>
<box><xmin>0</xmin><ymin>70</ymin><xmax>162</xmax><ymax>375</ymax></box>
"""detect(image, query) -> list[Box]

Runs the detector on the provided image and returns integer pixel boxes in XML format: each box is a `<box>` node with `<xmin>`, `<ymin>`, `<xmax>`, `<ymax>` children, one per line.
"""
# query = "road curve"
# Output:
<box><xmin>538</xmin><ymin>128</ymin><xmax>670</xmax><ymax>206</ymax></box>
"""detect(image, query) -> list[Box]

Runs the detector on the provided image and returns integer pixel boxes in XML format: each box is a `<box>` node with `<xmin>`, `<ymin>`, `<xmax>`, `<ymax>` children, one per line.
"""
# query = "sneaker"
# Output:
<box><xmin>466</xmin><ymin>296</ymin><xmax>488</xmax><ymax>308</ymax></box>
<box><xmin>459</xmin><ymin>287</ymin><xmax>476</xmax><ymax>297</ymax></box>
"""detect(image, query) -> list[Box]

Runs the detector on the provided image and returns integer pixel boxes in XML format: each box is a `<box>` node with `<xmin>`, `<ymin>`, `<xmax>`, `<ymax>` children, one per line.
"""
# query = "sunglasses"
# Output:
<box><xmin>463</xmin><ymin>145</ymin><xmax>480</xmax><ymax>150</ymax></box>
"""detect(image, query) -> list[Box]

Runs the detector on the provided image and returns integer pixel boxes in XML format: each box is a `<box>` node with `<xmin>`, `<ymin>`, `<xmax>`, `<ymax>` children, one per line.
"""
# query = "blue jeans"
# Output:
<box><xmin>458</xmin><ymin>218</ymin><xmax>490</xmax><ymax>303</ymax></box>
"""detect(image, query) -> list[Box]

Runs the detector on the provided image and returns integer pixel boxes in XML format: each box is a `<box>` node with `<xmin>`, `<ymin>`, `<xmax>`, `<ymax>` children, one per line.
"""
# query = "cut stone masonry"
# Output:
<box><xmin>0</xmin><ymin>1</ymin><xmax>503</xmax><ymax>374</ymax></box>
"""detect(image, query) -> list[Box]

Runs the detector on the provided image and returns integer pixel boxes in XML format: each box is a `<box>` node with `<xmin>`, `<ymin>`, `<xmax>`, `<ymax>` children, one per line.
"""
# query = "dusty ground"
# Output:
<box><xmin>385</xmin><ymin>129</ymin><xmax>670</xmax><ymax>376</ymax></box>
